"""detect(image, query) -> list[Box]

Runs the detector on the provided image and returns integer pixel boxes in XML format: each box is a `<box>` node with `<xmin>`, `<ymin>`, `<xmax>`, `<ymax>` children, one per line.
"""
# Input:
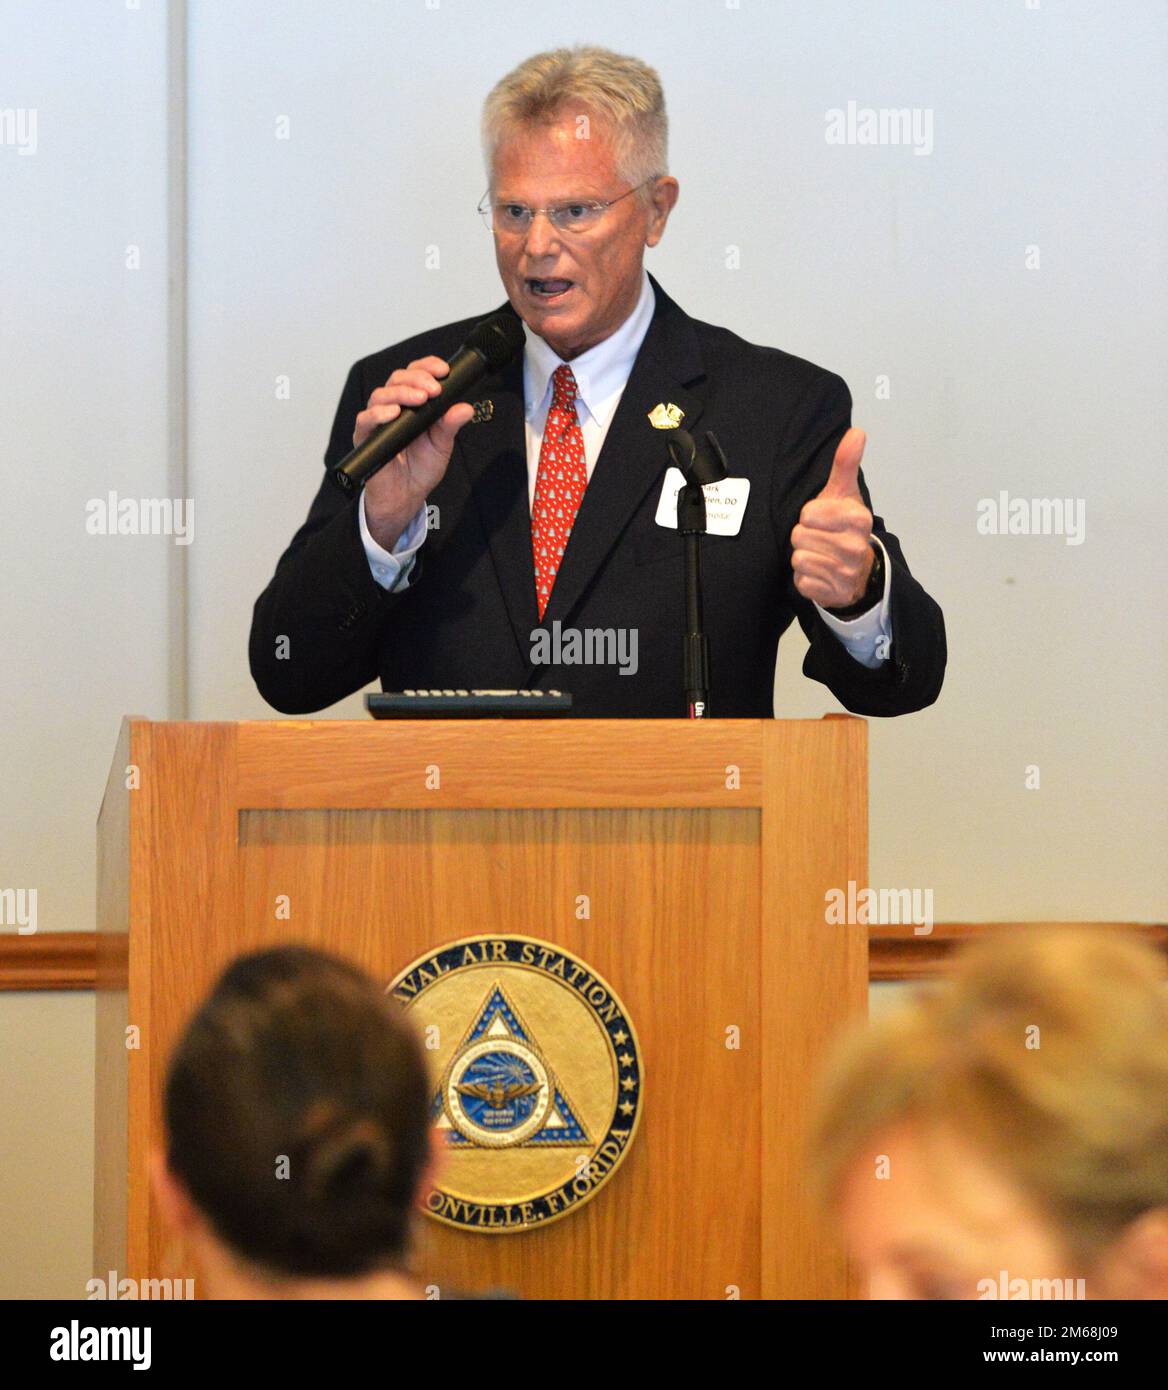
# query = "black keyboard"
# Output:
<box><xmin>366</xmin><ymin>690</ymin><xmax>573</xmax><ymax>719</ymax></box>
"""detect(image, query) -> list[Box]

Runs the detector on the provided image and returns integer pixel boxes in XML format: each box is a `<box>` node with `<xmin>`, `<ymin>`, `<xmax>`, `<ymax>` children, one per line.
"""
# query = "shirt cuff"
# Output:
<box><xmin>813</xmin><ymin>536</ymin><xmax>893</xmax><ymax>669</ymax></box>
<box><xmin>359</xmin><ymin>492</ymin><xmax>427</xmax><ymax>592</ymax></box>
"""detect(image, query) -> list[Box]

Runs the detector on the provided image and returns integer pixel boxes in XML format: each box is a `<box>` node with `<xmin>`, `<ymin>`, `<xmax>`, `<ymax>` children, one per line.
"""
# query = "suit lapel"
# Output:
<box><xmin>453</xmin><ymin>279</ymin><xmax>708</xmax><ymax>666</ymax></box>
<box><xmin>451</xmin><ymin>346</ymin><xmax>539</xmax><ymax>666</ymax></box>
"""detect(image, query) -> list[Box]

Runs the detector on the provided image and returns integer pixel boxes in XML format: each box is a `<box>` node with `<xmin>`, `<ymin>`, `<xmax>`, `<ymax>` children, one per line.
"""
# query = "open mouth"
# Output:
<box><xmin>526</xmin><ymin>278</ymin><xmax>574</xmax><ymax>302</ymax></box>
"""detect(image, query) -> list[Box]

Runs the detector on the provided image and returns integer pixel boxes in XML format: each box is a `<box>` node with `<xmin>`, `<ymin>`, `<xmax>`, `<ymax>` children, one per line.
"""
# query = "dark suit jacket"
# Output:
<box><xmin>250</xmin><ymin>276</ymin><xmax>945</xmax><ymax>717</ymax></box>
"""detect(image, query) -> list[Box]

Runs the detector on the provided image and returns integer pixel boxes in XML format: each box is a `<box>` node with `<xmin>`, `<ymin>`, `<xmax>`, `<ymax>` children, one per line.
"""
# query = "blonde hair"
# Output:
<box><xmin>810</xmin><ymin>927</ymin><xmax>1168</xmax><ymax>1259</ymax></box>
<box><xmin>481</xmin><ymin>46</ymin><xmax>667</xmax><ymax>199</ymax></box>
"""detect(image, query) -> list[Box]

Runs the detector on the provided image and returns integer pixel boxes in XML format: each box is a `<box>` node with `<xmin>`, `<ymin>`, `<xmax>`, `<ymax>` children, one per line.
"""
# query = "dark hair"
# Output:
<box><xmin>164</xmin><ymin>946</ymin><xmax>431</xmax><ymax>1279</ymax></box>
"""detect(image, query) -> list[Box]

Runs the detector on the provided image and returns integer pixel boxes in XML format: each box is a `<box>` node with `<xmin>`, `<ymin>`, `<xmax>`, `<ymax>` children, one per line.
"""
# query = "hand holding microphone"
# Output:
<box><xmin>357</xmin><ymin>357</ymin><xmax>473</xmax><ymax>551</ymax></box>
<box><xmin>331</xmin><ymin>309</ymin><xmax>525</xmax><ymax>552</ymax></box>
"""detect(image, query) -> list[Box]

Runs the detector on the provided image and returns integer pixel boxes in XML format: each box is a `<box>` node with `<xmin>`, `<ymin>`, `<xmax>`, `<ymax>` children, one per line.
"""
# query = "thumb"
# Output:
<box><xmin>426</xmin><ymin>400</ymin><xmax>475</xmax><ymax>455</ymax></box>
<box><xmin>819</xmin><ymin>427</ymin><xmax>866</xmax><ymax>500</ymax></box>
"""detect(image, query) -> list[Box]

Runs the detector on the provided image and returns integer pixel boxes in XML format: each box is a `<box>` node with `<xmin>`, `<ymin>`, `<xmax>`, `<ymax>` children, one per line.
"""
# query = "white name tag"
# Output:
<box><xmin>654</xmin><ymin>468</ymin><xmax>750</xmax><ymax>536</ymax></box>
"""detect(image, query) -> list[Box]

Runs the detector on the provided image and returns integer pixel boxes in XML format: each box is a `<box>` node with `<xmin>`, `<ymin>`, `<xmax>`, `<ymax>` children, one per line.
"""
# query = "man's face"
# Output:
<box><xmin>488</xmin><ymin>111</ymin><xmax>678</xmax><ymax>360</ymax></box>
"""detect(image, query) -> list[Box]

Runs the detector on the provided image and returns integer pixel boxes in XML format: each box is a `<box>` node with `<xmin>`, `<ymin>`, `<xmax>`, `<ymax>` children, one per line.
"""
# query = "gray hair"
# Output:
<box><xmin>481</xmin><ymin>46</ymin><xmax>668</xmax><ymax>200</ymax></box>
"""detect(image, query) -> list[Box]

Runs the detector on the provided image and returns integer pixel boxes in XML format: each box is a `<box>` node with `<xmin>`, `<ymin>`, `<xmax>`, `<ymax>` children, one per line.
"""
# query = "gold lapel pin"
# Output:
<box><xmin>648</xmin><ymin>401</ymin><xmax>685</xmax><ymax>430</ymax></box>
<box><xmin>471</xmin><ymin>399</ymin><xmax>494</xmax><ymax>423</ymax></box>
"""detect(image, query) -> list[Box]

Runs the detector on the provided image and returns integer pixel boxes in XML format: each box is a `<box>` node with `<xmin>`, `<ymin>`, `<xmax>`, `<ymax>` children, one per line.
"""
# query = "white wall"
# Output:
<box><xmin>0</xmin><ymin>0</ymin><xmax>172</xmax><ymax>1300</ymax></box>
<box><xmin>0</xmin><ymin>993</ymin><xmax>95</xmax><ymax>1300</ymax></box>
<box><xmin>1</xmin><ymin>0</ymin><xmax>172</xmax><ymax>934</ymax></box>
<box><xmin>1</xmin><ymin>0</ymin><xmax>1165</xmax><ymax>1297</ymax></box>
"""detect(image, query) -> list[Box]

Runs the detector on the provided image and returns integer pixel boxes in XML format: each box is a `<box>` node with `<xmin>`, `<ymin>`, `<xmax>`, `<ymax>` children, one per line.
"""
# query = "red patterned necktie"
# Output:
<box><xmin>531</xmin><ymin>364</ymin><xmax>588</xmax><ymax>619</ymax></box>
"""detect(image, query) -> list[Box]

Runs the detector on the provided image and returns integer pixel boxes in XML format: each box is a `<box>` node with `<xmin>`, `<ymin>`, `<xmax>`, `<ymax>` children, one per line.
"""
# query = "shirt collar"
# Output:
<box><xmin>522</xmin><ymin>269</ymin><xmax>655</xmax><ymax>424</ymax></box>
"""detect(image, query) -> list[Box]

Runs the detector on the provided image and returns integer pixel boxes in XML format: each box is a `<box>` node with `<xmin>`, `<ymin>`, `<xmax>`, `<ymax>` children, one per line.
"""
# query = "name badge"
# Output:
<box><xmin>654</xmin><ymin>468</ymin><xmax>750</xmax><ymax>536</ymax></box>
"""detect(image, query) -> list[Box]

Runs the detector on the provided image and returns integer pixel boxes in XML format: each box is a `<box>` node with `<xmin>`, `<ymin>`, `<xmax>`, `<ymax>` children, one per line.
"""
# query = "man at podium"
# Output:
<box><xmin>250</xmin><ymin>45</ymin><xmax>945</xmax><ymax>719</ymax></box>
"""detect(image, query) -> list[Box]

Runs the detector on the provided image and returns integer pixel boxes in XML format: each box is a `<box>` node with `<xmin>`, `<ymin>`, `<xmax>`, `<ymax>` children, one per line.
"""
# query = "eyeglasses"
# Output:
<box><xmin>477</xmin><ymin>179</ymin><xmax>654</xmax><ymax>235</ymax></box>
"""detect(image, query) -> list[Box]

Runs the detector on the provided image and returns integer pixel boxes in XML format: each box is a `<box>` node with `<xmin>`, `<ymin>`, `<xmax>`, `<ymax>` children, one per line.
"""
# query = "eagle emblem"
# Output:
<box><xmin>388</xmin><ymin>936</ymin><xmax>643</xmax><ymax>1231</ymax></box>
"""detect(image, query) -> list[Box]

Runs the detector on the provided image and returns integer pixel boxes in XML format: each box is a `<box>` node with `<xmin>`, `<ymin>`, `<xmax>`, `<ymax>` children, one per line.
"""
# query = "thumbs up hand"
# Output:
<box><xmin>790</xmin><ymin>427</ymin><xmax>876</xmax><ymax>608</ymax></box>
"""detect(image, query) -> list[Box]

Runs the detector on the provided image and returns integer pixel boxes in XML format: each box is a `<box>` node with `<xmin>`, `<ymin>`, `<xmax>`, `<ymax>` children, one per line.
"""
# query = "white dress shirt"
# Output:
<box><xmin>358</xmin><ymin>269</ymin><xmax>891</xmax><ymax>667</ymax></box>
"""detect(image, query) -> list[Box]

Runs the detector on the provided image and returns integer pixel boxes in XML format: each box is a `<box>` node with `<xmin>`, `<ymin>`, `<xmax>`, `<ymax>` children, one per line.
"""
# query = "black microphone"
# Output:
<box><xmin>666</xmin><ymin>428</ymin><xmax>696</xmax><ymax>478</ymax></box>
<box><xmin>667</xmin><ymin>428</ymin><xmax>728</xmax><ymax>489</ymax></box>
<box><xmin>330</xmin><ymin>308</ymin><xmax>526</xmax><ymax>495</ymax></box>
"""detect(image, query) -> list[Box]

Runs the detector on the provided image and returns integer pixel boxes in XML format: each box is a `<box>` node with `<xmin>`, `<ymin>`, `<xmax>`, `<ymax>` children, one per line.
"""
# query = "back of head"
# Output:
<box><xmin>811</xmin><ymin>926</ymin><xmax>1168</xmax><ymax>1263</ymax></box>
<box><xmin>164</xmin><ymin>946</ymin><xmax>431</xmax><ymax>1279</ymax></box>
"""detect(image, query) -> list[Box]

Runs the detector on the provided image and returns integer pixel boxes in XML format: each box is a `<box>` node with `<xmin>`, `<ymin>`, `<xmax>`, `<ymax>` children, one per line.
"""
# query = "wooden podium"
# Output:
<box><xmin>96</xmin><ymin>716</ymin><xmax>867</xmax><ymax>1300</ymax></box>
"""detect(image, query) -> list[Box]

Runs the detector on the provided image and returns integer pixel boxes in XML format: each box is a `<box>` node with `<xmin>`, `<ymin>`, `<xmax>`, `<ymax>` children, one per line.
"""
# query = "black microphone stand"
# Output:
<box><xmin>668</xmin><ymin>431</ymin><xmax>729</xmax><ymax>720</ymax></box>
<box><xmin>678</xmin><ymin>481</ymin><xmax>710</xmax><ymax>718</ymax></box>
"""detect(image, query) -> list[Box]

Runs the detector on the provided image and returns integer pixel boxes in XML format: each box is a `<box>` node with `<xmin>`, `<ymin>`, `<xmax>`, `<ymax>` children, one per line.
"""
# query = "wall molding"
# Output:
<box><xmin>869</xmin><ymin>921</ymin><xmax>1168</xmax><ymax>980</ymax></box>
<box><xmin>2</xmin><ymin>925</ymin><xmax>1164</xmax><ymax>991</ymax></box>
<box><xmin>0</xmin><ymin>933</ymin><xmax>97</xmax><ymax>991</ymax></box>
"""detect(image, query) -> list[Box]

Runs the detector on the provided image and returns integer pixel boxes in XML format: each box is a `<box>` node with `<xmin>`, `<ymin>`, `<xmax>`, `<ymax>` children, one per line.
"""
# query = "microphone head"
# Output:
<box><xmin>667</xmin><ymin>428</ymin><xmax>697</xmax><ymax>477</ymax></box>
<box><xmin>692</xmin><ymin>430</ymin><xmax>729</xmax><ymax>485</ymax></box>
<box><xmin>464</xmin><ymin>309</ymin><xmax>526</xmax><ymax>371</ymax></box>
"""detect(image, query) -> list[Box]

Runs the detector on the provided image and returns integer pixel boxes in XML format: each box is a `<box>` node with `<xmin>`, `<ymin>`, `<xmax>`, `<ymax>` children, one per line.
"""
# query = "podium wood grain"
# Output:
<box><xmin>96</xmin><ymin>718</ymin><xmax>865</xmax><ymax>1299</ymax></box>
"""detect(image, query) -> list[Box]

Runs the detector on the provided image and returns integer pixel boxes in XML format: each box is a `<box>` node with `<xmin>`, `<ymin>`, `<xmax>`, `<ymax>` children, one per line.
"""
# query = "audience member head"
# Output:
<box><xmin>154</xmin><ymin>945</ymin><xmax>433</xmax><ymax>1299</ymax></box>
<box><xmin>810</xmin><ymin>927</ymin><xmax>1168</xmax><ymax>1299</ymax></box>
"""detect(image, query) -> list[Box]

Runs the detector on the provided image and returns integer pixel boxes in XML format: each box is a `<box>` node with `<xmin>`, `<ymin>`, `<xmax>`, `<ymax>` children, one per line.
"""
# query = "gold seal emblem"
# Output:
<box><xmin>388</xmin><ymin>935</ymin><xmax>643</xmax><ymax>1233</ymax></box>
<box><xmin>647</xmin><ymin>401</ymin><xmax>685</xmax><ymax>429</ymax></box>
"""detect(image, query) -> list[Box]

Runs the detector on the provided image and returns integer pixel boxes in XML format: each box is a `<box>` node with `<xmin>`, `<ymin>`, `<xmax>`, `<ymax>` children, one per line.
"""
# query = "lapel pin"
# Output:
<box><xmin>648</xmin><ymin>402</ymin><xmax>685</xmax><ymax>430</ymax></box>
<box><xmin>471</xmin><ymin>399</ymin><xmax>494</xmax><ymax>423</ymax></box>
